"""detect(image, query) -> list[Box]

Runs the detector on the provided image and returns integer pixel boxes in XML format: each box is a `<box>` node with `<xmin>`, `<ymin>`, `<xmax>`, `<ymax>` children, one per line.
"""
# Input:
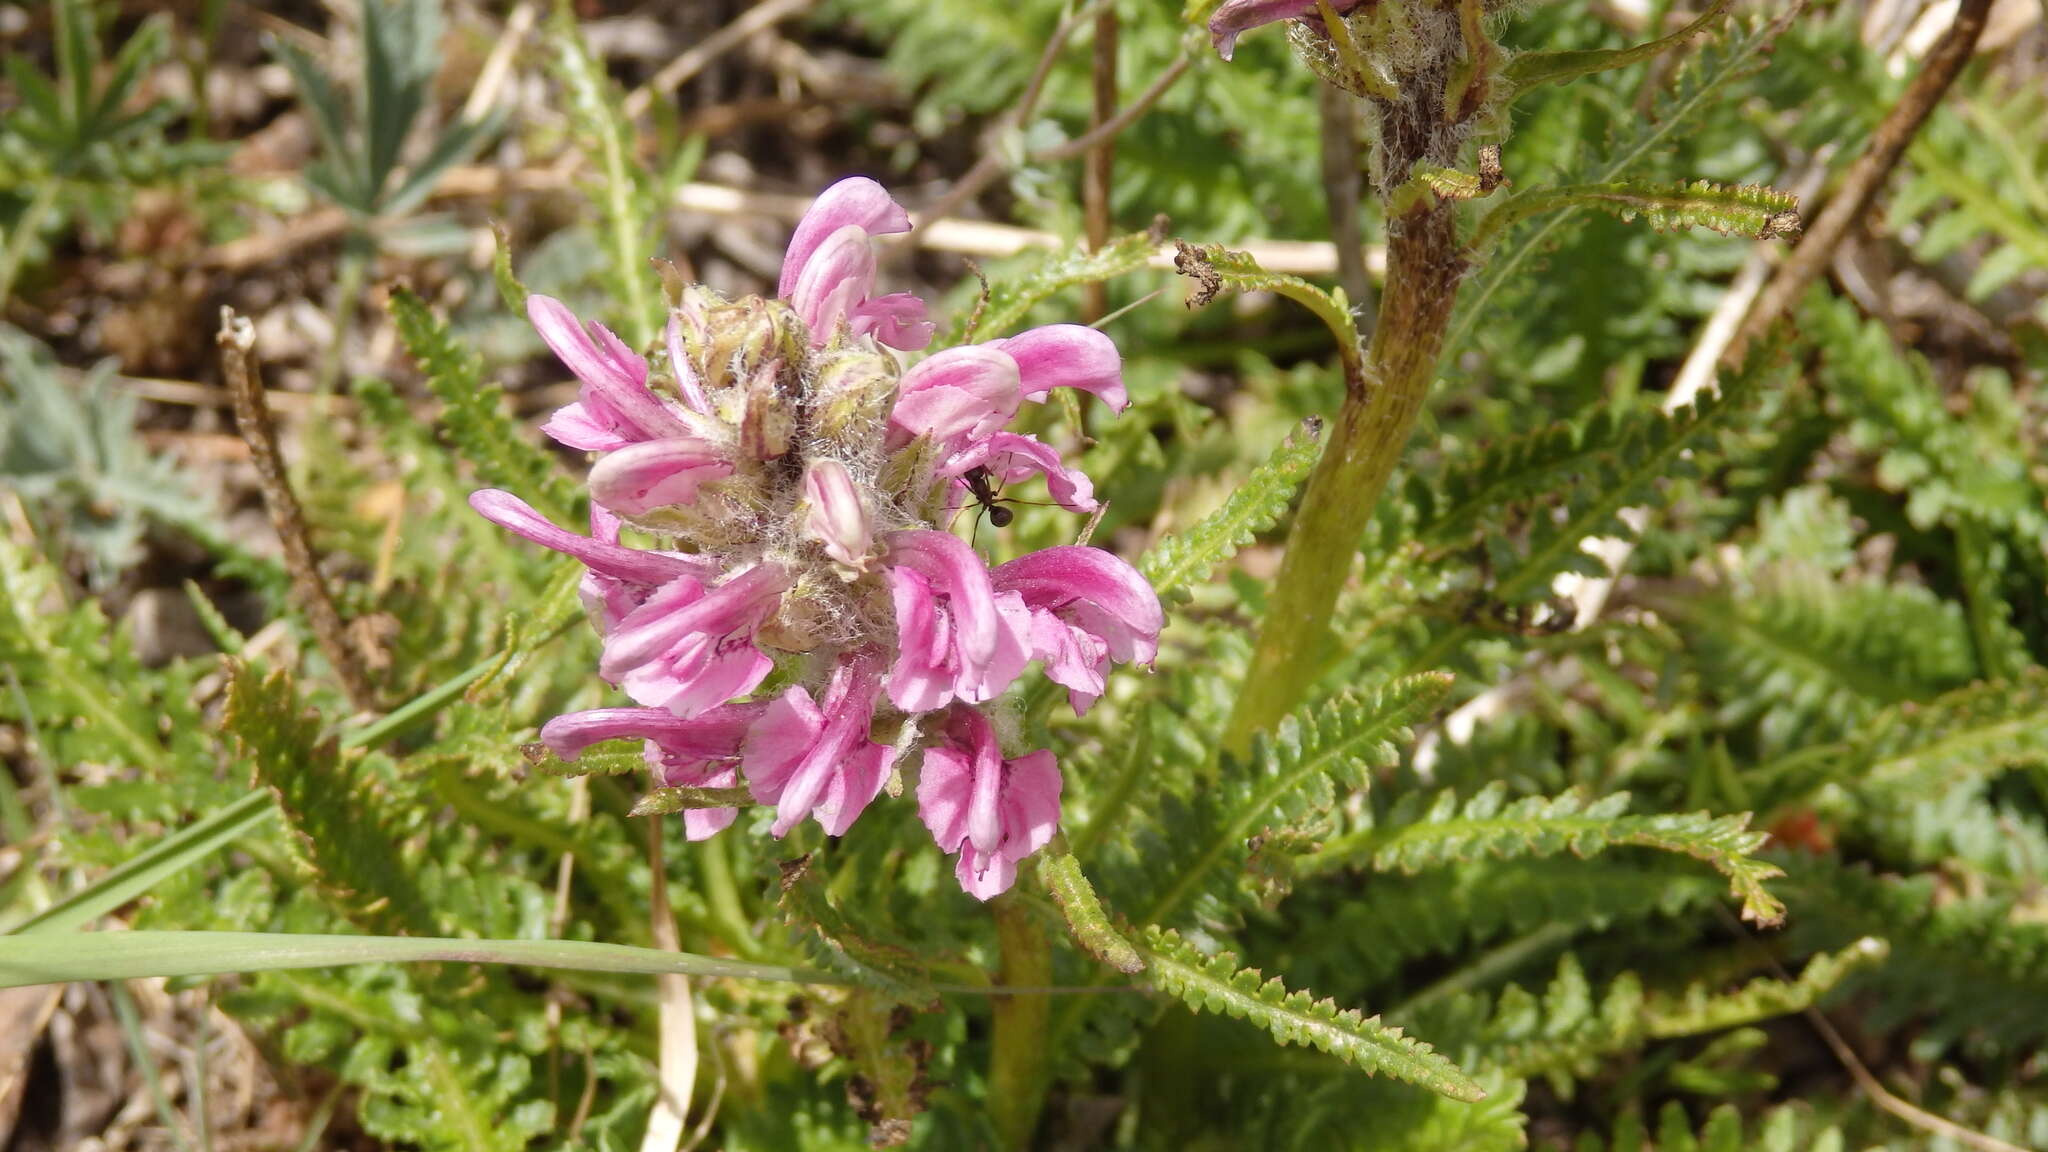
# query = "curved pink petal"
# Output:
<box><xmin>787</xmin><ymin>225</ymin><xmax>877</xmax><ymax>344</ymax></box>
<box><xmin>528</xmin><ymin>295</ymin><xmax>689</xmax><ymax>445</ymax></box>
<box><xmin>942</xmin><ymin>432</ymin><xmax>1098</xmax><ymax>514</ymax></box>
<box><xmin>542</xmin><ymin>703</ymin><xmax>761</xmax><ymax>841</ymax></box>
<box><xmin>778</xmin><ymin>177</ymin><xmax>913</xmax><ymax>299</ymax></box>
<box><xmin>853</xmin><ymin>292</ymin><xmax>934</xmax><ymax>351</ymax></box>
<box><xmin>540</xmin><ymin>704</ymin><xmax>757</xmax><ymax>762</ymax></box>
<box><xmin>540</xmin><ymin>402</ymin><xmax>632</xmax><ymax>452</ymax></box>
<box><xmin>884</xmin><ymin>568</ymin><xmax>951</xmax><ymax>712</ymax></box>
<box><xmin>1208</xmin><ymin>0</ymin><xmax>1357</xmax><ymax>60</ymax></box>
<box><xmin>992</xmin><ymin>324</ymin><xmax>1127</xmax><ymax>412</ymax></box>
<box><xmin>469</xmin><ymin>489</ymin><xmax>714</xmax><ymax>587</ymax></box>
<box><xmin>588</xmin><ymin>437</ymin><xmax>733</xmax><ymax>515</ymax></box>
<box><xmin>992</xmin><ymin>546</ymin><xmax>1163</xmax><ymax>663</ymax></box>
<box><xmin>993</xmin><ymin>545</ymin><xmax>1162</xmax><ymax>714</ymax></box>
<box><xmin>663</xmin><ymin>313</ymin><xmax>712</xmax><ymax>413</ymax></box>
<box><xmin>742</xmin><ymin>655</ymin><xmax>891</xmax><ymax>837</ymax></box>
<box><xmin>803</xmin><ymin>459</ymin><xmax>874</xmax><ymax>569</ymax></box>
<box><xmin>884</xmin><ymin>530</ymin><xmax>999</xmax><ymax>669</ymax></box>
<box><xmin>888</xmin><ymin>345</ymin><xmax>1024</xmax><ymax>451</ymax></box>
<box><xmin>917</xmin><ymin>709</ymin><xmax>1063</xmax><ymax>900</ymax></box>
<box><xmin>601</xmin><ymin>564</ymin><xmax>787</xmax><ymax>680</ymax></box>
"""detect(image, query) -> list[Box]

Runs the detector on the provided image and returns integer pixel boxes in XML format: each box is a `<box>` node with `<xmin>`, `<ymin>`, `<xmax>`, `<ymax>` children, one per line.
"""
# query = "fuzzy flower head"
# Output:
<box><xmin>480</xmin><ymin>177</ymin><xmax>1161</xmax><ymax>898</ymax></box>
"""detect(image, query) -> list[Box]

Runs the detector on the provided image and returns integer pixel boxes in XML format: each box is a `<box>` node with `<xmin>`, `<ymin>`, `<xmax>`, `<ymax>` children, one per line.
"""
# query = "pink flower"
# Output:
<box><xmin>888</xmin><ymin>325</ymin><xmax>1125</xmax><ymax>454</ymax></box>
<box><xmin>779</xmin><ymin>177</ymin><xmax>934</xmax><ymax>351</ymax></box>
<box><xmin>542</xmin><ymin>705</ymin><xmax>761</xmax><ymax>840</ymax></box>
<box><xmin>477</xmin><ymin>177</ymin><xmax>1164</xmax><ymax>859</ymax></box>
<box><xmin>802</xmin><ymin>458</ymin><xmax>874</xmax><ymax>571</ymax></box>
<box><xmin>467</xmin><ymin>489</ymin><xmax>716</xmax><ymax>630</ymax></box>
<box><xmin>938</xmin><ymin>432</ymin><xmax>1098</xmax><ymax>515</ymax></box>
<box><xmin>599</xmin><ymin>564</ymin><xmax>790</xmax><ymax>718</ymax></box>
<box><xmin>529</xmin><ymin>295</ymin><xmax>695</xmax><ymax>451</ymax></box>
<box><xmin>993</xmin><ymin>546</ymin><xmax>1164</xmax><ymax>715</ymax></box>
<box><xmin>917</xmin><ymin>707</ymin><xmax>1062</xmax><ymax>900</ymax></box>
<box><xmin>587</xmin><ymin>436</ymin><xmax>733</xmax><ymax>516</ymax></box>
<box><xmin>744</xmin><ymin>654</ymin><xmax>894</xmax><ymax>836</ymax></box>
<box><xmin>1208</xmin><ymin>0</ymin><xmax>1366</xmax><ymax>61</ymax></box>
<box><xmin>882</xmin><ymin>530</ymin><xmax>1032</xmax><ymax>712</ymax></box>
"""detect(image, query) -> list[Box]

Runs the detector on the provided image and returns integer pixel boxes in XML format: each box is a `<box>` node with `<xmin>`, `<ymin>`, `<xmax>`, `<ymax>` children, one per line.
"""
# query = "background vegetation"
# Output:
<box><xmin>2</xmin><ymin>0</ymin><xmax>2046</xmax><ymax>1149</ymax></box>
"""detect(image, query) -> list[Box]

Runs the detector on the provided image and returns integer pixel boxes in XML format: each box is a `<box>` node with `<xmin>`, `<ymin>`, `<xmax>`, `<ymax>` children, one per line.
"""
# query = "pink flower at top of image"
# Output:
<box><xmin>473</xmin><ymin>176</ymin><xmax>1162</xmax><ymax>899</ymax></box>
<box><xmin>1206</xmin><ymin>0</ymin><xmax>1368</xmax><ymax>60</ymax></box>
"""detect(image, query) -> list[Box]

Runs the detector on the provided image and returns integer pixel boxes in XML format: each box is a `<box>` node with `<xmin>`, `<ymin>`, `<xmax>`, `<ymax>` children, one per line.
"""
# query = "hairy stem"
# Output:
<box><xmin>988</xmin><ymin>892</ymin><xmax>1052</xmax><ymax>1151</ymax></box>
<box><xmin>1225</xmin><ymin>201</ymin><xmax>1465</xmax><ymax>753</ymax></box>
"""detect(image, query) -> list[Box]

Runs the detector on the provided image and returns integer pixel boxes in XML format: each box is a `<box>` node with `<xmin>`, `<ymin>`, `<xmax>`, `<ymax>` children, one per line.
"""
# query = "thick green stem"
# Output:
<box><xmin>1224</xmin><ymin>203</ymin><xmax>1466</xmax><ymax>755</ymax></box>
<box><xmin>988</xmin><ymin>892</ymin><xmax>1052</xmax><ymax>1151</ymax></box>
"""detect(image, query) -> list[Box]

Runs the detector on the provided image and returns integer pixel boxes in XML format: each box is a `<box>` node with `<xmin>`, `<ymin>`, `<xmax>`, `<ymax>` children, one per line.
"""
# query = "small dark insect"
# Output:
<box><xmin>962</xmin><ymin>465</ymin><xmax>1014</xmax><ymax>528</ymax></box>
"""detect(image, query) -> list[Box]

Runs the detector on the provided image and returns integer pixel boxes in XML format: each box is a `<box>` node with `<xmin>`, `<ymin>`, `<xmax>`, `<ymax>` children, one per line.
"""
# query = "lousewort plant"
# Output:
<box><xmin>472</xmin><ymin>178</ymin><xmax>1162</xmax><ymax>899</ymax></box>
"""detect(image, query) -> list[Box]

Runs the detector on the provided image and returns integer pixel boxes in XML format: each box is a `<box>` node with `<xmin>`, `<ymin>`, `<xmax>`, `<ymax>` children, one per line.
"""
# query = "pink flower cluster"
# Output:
<box><xmin>477</xmin><ymin>178</ymin><xmax>1162</xmax><ymax>899</ymax></box>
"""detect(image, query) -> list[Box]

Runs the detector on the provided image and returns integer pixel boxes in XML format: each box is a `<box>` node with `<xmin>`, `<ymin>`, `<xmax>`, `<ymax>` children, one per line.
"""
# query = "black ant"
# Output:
<box><xmin>962</xmin><ymin>465</ymin><xmax>1015</xmax><ymax>528</ymax></box>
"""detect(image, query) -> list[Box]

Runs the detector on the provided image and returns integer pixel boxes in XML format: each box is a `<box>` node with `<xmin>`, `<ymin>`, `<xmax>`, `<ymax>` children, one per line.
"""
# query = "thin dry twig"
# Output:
<box><xmin>1804</xmin><ymin>1003</ymin><xmax>2033</xmax><ymax>1152</ymax></box>
<box><xmin>1033</xmin><ymin>54</ymin><xmax>1193</xmax><ymax>163</ymax></box>
<box><xmin>1734</xmin><ymin>0</ymin><xmax>1996</xmax><ymax>356</ymax></box>
<box><xmin>910</xmin><ymin>0</ymin><xmax>1114</xmax><ymax>232</ymax></box>
<box><xmin>216</xmin><ymin>309</ymin><xmax>378</xmax><ymax>715</ymax></box>
<box><xmin>1716</xmin><ymin>908</ymin><xmax>2032</xmax><ymax>1152</ymax></box>
<box><xmin>1081</xmin><ymin>3</ymin><xmax>1120</xmax><ymax>322</ymax></box>
<box><xmin>622</xmin><ymin>0</ymin><xmax>819</xmax><ymax>120</ymax></box>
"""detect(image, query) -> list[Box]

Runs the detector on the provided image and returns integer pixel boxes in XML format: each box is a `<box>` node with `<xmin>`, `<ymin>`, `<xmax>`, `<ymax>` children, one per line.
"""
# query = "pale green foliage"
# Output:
<box><xmin>956</xmin><ymin>229</ymin><xmax>1162</xmax><ymax>343</ymax></box>
<box><xmin>0</xmin><ymin>330</ymin><xmax>217</xmax><ymax>586</ymax></box>
<box><xmin>272</xmin><ymin>0</ymin><xmax>501</xmax><ymax>222</ymax></box>
<box><xmin>1503</xmin><ymin>1</ymin><xmax>1728</xmax><ymax>93</ymax></box>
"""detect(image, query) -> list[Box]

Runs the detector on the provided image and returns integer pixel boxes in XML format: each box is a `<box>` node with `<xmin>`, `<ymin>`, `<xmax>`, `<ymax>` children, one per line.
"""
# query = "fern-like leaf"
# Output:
<box><xmin>1474</xmin><ymin>179</ymin><xmax>1800</xmax><ymax>251</ymax></box>
<box><xmin>386</xmin><ymin>287</ymin><xmax>576</xmax><ymax>519</ymax></box>
<box><xmin>1504</xmin><ymin>1</ymin><xmax>1729</xmax><ymax>93</ymax></box>
<box><xmin>1313</xmin><ymin>783</ymin><xmax>1785</xmax><ymax>925</ymax></box>
<box><xmin>957</xmin><ymin>229</ymin><xmax>1161</xmax><ymax>342</ymax></box>
<box><xmin>1140</xmin><ymin>927</ymin><xmax>1485</xmax><ymax>1102</ymax></box>
<box><xmin>225</xmin><ymin>663</ymin><xmax>436</xmax><ymax>934</ymax></box>
<box><xmin>1855</xmin><ymin>669</ymin><xmax>2048</xmax><ymax>794</ymax></box>
<box><xmin>1140</xmin><ymin>419</ymin><xmax>1323</xmax><ymax>598</ymax></box>
<box><xmin>1134</xmin><ymin>672</ymin><xmax>1454</xmax><ymax>928</ymax></box>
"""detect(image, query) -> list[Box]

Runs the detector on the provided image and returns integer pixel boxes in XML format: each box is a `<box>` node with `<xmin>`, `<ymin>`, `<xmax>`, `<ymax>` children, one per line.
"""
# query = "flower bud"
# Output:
<box><xmin>738</xmin><ymin>359</ymin><xmax>795</xmax><ymax>461</ymax></box>
<box><xmin>807</xmin><ymin>348</ymin><xmax>900</xmax><ymax>446</ymax></box>
<box><xmin>801</xmin><ymin>459</ymin><xmax>874</xmax><ymax>574</ymax></box>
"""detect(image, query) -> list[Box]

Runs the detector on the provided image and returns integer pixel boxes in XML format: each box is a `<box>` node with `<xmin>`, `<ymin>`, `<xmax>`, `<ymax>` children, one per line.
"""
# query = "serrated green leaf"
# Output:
<box><xmin>1140</xmin><ymin>419</ymin><xmax>1323</xmax><ymax>597</ymax></box>
<box><xmin>1141</xmin><ymin>926</ymin><xmax>1485</xmax><ymax>1101</ymax></box>
<box><xmin>386</xmin><ymin>286</ymin><xmax>576</xmax><ymax>519</ymax></box>
<box><xmin>1312</xmin><ymin>783</ymin><xmax>1785</xmax><ymax>925</ymax></box>
<box><xmin>1474</xmin><ymin>179</ymin><xmax>1800</xmax><ymax>251</ymax></box>
<box><xmin>1505</xmin><ymin>1</ymin><xmax>1729</xmax><ymax>93</ymax></box>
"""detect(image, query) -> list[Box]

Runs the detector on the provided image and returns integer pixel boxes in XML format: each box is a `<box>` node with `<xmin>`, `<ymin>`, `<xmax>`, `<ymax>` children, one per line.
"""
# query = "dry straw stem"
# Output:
<box><xmin>215</xmin><ymin>309</ymin><xmax>378</xmax><ymax>715</ymax></box>
<box><xmin>640</xmin><ymin>824</ymin><xmax>698</xmax><ymax>1152</ymax></box>
<box><xmin>206</xmin><ymin>172</ymin><xmax>1364</xmax><ymax>277</ymax></box>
